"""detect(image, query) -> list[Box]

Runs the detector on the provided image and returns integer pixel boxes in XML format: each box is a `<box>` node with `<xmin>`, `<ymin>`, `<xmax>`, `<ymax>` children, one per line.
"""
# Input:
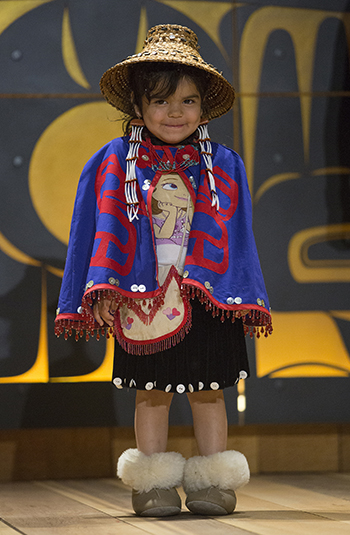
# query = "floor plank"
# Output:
<box><xmin>261</xmin><ymin>473</ymin><xmax>350</xmax><ymax>502</ymax></box>
<box><xmin>242</xmin><ymin>475</ymin><xmax>350</xmax><ymax>517</ymax></box>
<box><xmin>0</xmin><ymin>474</ymin><xmax>349</xmax><ymax>535</ymax></box>
<box><xmin>222</xmin><ymin>474</ymin><xmax>350</xmax><ymax>534</ymax></box>
<box><xmin>0</xmin><ymin>482</ymin><xmax>140</xmax><ymax>534</ymax></box>
<box><xmin>220</xmin><ymin>491</ymin><xmax>350</xmax><ymax>534</ymax></box>
<box><xmin>38</xmin><ymin>480</ymin><xmax>251</xmax><ymax>535</ymax></box>
<box><xmin>36</xmin><ymin>480</ymin><xmax>129</xmax><ymax>517</ymax></box>
<box><xmin>0</xmin><ymin>521</ymin><xmax>19</xmax><ymax>534</ymax></box>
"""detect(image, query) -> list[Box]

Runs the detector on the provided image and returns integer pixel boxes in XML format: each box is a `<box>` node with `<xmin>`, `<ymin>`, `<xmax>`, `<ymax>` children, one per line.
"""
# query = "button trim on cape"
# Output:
<box><xmin>131</xmin><ymin>283</ymin><xmax>147</xmax><ymax>292</ymax></box>
<box><xmin>142</xmin><ymin>179</ymin><xmax>151</xmax><ymax>190</ymax></box>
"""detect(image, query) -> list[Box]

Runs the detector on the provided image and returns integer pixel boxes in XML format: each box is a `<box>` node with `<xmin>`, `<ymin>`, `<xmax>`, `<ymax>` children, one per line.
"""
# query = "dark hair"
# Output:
<box><xmin>124</xmin><ymin>62</ymin><xmax>209</xmax><ymax>135</ymax></box>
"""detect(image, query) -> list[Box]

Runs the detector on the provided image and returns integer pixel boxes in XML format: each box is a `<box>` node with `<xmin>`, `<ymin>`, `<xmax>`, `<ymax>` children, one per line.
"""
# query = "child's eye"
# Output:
<box><xmin>184</xmin><ymin>99</ymin><xmax>194</xmax><ymax>104</ymax></box>
<box><xmin>153</xmin><ymin>99</ymin><xmax>167</xmax><ymax>105</ymax></box>
<box><xmin>162</xmin><ymin>183</ymin><xmax>178</xmax><ymax>190</ymax></box>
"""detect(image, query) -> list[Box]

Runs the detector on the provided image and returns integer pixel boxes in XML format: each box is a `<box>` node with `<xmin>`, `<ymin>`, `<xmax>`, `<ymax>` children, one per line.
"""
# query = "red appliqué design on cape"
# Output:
<box><xmin>186</xmin><ymin>166</ymin><xmax>238</xmax><ymax>274</ymax></box>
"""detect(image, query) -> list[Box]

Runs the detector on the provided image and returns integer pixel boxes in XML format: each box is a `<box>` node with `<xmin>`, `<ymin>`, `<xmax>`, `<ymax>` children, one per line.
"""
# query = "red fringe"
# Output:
<box><xmin>125</xmin><ymin>269</ymin><xmax>184</xmax><ymax>326</ymax></box>
<box><xmin>114</xmin><ymin>306</ymin><xmax>192</xmax><ymax>355</ymax></box>
<box><xmin>182</xmin><ymin>284</ymin><xmax>273</xmax><ymax>338</ymax></box>
<box><xmin>55</xmin><ymin>283</ymin><xmax>272</xmax><ymax>343</ymax></box>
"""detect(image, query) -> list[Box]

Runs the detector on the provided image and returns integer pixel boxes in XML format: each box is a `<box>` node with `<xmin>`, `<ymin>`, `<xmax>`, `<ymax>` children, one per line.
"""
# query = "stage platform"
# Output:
<box><xmin>1</xmin><ymin>473</ymin><xmax>349</xmax><ymax>534</ymax></box>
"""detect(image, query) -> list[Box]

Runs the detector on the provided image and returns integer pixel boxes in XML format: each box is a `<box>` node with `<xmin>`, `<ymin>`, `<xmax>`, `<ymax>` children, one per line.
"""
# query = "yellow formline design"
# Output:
<box><xmin>155</xmin><ymin>0</ymin><xmax>236</xmax><ymax>63</ymax></box>
<box><xmin>254</xmin><ymin>172</ymin><xmax>301</xmax><ymax>204</ymax></box>
<box><xmin>288</xmin><ymin>224</ymin><xmax>350</xmax><ymax>283</ymax></box>
<box><xmin>0</xmin><ymin>266</ymin><xmax>49</xmax><ymax>383</ymax></box>
<box><xmin>50</xmin><ymin>336</ymin><xmax>115</xmax><ymax>383</ymax></box>
<box><xmin>0</xmin><ymin>0</ymin><xmax>53</xmax><ymax>37</ymax></box>
<box><xmin>62</xmin><ymin>7</ymin><xmax>91</xmax><ymax>89</ymax></box>
<box><xmin>240</xmin><ymin>6</ymin><xmax>350</xmax><ymax>191</ymax></box>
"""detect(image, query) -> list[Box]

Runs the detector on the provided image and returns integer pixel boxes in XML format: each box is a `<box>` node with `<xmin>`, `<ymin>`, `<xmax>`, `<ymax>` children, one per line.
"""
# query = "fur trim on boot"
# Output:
<box><xmin>117</xmin><ymin>449</ymin><xmax>186</xmax><ymax>493</ymax></box>
<box><xmin>183</xmin><ymin>450</ymin><xmax>250</xmax><ymax>494</ymax></box>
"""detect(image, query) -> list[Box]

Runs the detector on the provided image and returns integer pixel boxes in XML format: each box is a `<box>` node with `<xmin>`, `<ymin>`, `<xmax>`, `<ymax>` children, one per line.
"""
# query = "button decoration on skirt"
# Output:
<box><xmin>145</xmin><ymin>382</ymin><xmax>154</xmax><ymax>390</ymax></box>
<box><xmin>198</xmin><ymin>381</ymin><xmax>204</xmax><ymax>390</ymax></box>
<box><xmin>210</xmin><ymin>382</ymin><xmax>219</xmax><ymax>390</ymax></box>
<box><xmin>165</xmin><ymin>384</ymin><xmax>172</xmax><ymax>392</ymax></box>
<box><xmin>113</xmin><ymin>377</ymin><xmax>123</xmax><ymax>389</ymax></box>
<box><xmin>176</xmin><ymin>384</ymin><xmax>186</xmax><ymax>394</ymax></box>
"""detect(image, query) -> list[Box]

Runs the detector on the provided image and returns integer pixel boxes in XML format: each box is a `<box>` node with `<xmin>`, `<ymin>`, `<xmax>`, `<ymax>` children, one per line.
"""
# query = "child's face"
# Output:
<box><xmin>139</xmin><ymin>77</ymin><xmax>202</xmax><ymax>144</ymax></box>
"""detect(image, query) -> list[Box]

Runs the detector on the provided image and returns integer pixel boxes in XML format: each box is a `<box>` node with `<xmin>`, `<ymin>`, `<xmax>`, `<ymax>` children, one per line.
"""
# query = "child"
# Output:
<box><xmin>55</xmin><ymin>24</ymin><xmax>272</xmax><ymax>517</ymax></box>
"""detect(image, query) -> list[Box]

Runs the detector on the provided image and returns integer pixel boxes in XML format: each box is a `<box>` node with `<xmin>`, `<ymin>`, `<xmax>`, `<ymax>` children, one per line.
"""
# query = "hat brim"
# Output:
<box><xmin>100</xmin><ymin>56</ymin><xmax>235</xmax><ymax>120</ymax></box>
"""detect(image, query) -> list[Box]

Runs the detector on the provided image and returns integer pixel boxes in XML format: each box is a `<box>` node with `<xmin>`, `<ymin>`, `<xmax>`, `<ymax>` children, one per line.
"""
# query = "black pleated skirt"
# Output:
<box><xmin>112</xmin><ymin>297</ymin><xmax>249</xmax><ymax>394</ymax></box>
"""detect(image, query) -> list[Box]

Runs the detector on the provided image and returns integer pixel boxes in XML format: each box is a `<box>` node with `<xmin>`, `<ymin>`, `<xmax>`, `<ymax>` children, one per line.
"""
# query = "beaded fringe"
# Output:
<box><xmin>125</xmin><ymin>123</ymin><xmax>143</xmax><ymax>221</ymax></box>
<box><xmin>55</xmin><ymin>285</ymin><xmax>272</xmax><ymax>344</ymax></box>
<box><xmin>197</xmin><ymin>122</ymin><xmax>219</xmax><ymax>210</ymax></box>
<box><xmin>183</xmin><ymin>284</ymin><xmax>273</xmax><ymax>339</ymax></box>
<box><xmin>114</xmin><ymin>306</ymin><xmax>192</xmax><ymax>355</ymax></box>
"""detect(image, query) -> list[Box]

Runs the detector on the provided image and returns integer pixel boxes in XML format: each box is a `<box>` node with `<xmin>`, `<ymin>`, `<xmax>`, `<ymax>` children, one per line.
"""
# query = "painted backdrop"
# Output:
<box><xmin>0</xmin><ymin>0</ymin><xmax>349</xmax><ymax>428</ymax></box>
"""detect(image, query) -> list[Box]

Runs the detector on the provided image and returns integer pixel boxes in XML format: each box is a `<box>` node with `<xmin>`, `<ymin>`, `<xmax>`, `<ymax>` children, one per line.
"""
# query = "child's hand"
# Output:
<box><xmin>93</xmin><ymin>297</ymin><xmax>116</xmax><ymax>327</ymax></box>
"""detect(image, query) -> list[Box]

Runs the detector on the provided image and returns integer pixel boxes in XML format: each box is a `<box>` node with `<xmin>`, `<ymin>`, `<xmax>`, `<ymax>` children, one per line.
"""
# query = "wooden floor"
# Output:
<box><xmin>0</xmin><ymin>474</ymin><xmax>349</xmax><ymax>534</ymax></box>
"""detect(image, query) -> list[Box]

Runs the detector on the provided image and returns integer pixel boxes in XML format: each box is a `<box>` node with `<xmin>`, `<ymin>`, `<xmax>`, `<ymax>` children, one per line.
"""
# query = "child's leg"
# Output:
<box><xmin>184</xmin><ymin>389</ymin><xmax>249</xmax><ymax>515</ymax></box>
<box><xmin>117</xmin><ymin>389</ymin><xmax>185</xmax><ymax>517</ymax></box>
<box><xmin>186</xmin><ymin>389</ymin><xmax>227</xmax><ymax>455</ymax></box>
<box><xmin>134</xmin><ymin>389</ymin><xmax>174</xmax><ymax>454</ymax></box>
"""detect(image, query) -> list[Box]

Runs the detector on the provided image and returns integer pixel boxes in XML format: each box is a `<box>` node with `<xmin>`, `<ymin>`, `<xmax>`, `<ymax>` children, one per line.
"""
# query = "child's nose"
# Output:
<box><xmin>168</xmin><ymin>102</ymin><xmax>182</xmax><ymax>117</ymax></box>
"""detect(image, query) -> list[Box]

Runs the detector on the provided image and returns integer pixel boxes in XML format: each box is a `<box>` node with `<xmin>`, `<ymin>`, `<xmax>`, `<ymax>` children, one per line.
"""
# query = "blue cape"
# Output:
<box><xmin>55</xmin><ymin>136</ymin><xmax>272</xmax><ymax>344</ymax></box>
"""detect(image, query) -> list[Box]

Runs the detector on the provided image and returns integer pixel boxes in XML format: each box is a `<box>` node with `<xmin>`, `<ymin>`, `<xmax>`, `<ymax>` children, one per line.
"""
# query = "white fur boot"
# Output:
<box><xmin>183</xmin><ymin>450</ymin><xmax>250</xmax><ymax>515</ymax></box>
<box><xmin>117</xmin><ymin>448</ymin><xmax>186</xmax><ymax>516</ymax></box>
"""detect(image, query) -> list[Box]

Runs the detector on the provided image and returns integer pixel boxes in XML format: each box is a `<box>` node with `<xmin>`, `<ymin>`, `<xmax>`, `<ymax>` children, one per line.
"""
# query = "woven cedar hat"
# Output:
<box><xmin>100</xmin><ymin>24</ymin><xmax>235</xmax><ymax>120</ymax></box>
